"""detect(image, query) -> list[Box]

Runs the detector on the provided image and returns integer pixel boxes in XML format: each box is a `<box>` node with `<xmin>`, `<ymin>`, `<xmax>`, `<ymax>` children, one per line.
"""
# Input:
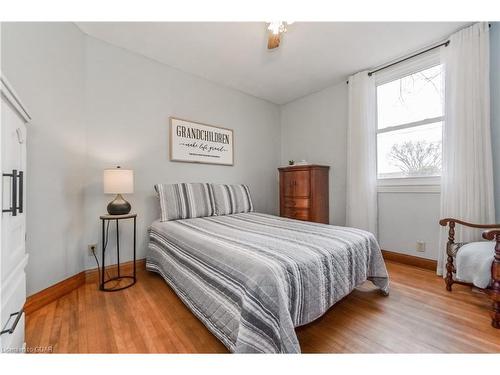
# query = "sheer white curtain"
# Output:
<box><xmin>346</xmin><ymin>71</ymin><xmax>378</xmax><ymax>235</ymax></box>
<box><xmin>438</xmin><ymin>22</ymin><xmax>495</xmax><ymax>275</ymax></box>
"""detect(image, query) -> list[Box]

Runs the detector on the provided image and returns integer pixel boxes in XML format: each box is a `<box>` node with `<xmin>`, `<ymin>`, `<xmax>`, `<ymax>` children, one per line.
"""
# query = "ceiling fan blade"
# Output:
<box><xmin>267</xmin><ymin>33</ymin><xmax>281</xmax><ymax>49</ymax></box>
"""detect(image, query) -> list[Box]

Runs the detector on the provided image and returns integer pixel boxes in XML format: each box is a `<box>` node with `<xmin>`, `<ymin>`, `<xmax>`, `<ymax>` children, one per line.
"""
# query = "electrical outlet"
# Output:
<box><xmin>88</xmin><ymin>244</ymin><xmax>97</xmax><ymax>256</ymax></box>
<box><xmin>416</xmin><ymin>241</ymin><xmax>426</xmax><ymax>252</ymax></box>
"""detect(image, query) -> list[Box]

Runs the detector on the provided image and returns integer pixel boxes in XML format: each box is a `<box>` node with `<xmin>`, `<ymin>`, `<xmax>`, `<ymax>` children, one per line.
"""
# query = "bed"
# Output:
<box><xmin>146</xmin><ymin>208</ymin><xmax>389</xmax><ymax>353</ymax></box>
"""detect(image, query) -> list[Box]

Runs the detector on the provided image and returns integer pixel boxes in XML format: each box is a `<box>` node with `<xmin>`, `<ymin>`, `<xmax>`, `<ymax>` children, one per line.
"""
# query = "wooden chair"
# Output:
<box><xmin>439</xmin><ymin>218</ymin><xmax>500</xmax><ymax>328</ymax></box>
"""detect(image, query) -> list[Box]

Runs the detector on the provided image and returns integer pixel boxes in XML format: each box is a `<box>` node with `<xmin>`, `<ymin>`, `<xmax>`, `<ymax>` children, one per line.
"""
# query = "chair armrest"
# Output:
<box><xmin>482</xmin><ymin>229</ymin><xmax>500</xmax><ymax>241</ymax></box>
<box><xmin>440</xmin><ymin>219</ymin><xmax>500</xmax><ymax>256</ymax></box>
<box><xmin>440</xmin><ymin>218</ymin><xmax>500</xmax><ymax>229</ymax></box>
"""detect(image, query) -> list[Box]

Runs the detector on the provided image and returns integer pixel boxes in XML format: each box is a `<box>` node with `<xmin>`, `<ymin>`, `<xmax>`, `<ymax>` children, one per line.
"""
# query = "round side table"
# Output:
<box><xmin>99</xmin><ymin>213</ymin><xmax>137</xmax><ymax>292</ymax></box>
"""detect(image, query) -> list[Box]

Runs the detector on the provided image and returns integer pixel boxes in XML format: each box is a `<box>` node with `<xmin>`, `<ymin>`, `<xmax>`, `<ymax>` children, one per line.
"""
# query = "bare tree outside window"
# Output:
<box><xmin>388</xmin><ymin>140</ymin><xmax>441</xmax><ymax>177</ymax></box>
<box><xmin>396</xmin><ymin>70</ymin><xmax>443</xmax><ymax>106</ymax></box>
<box><xmin>377</xmin><ymin>63</ymin><xmax>444</xmax><ymax>179</ymax></box>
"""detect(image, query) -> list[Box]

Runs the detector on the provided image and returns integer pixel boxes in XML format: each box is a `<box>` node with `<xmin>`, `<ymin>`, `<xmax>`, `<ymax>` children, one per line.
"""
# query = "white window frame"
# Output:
<box><xmin>374</xmin><ymin>50</ymin><xmax>443</xmax><ymax>192</ymax></box>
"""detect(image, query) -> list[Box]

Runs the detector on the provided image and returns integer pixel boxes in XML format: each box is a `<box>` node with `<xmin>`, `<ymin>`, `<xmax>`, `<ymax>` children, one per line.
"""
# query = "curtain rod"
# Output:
<box><xmin>346</xmin><ymin>40</ymin><xmax>448</xmax><ymax>84</ymax></box>
<box><xmin>367</xmin><ymin>40</ymin><xmax>449</xmax><ymax>77</ymax></box>
<box><xmin>346</xmin><ymin>22</ymin><xmax>492</xmax><ymax>84</ymax></box>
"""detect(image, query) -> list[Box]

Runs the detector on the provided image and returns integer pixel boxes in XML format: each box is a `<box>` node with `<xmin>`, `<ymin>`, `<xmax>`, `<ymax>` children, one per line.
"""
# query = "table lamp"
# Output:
<box><xmin>103</xmin><ymin>166</ymin><xmax>134</xmax><ymax>215</ymax></box>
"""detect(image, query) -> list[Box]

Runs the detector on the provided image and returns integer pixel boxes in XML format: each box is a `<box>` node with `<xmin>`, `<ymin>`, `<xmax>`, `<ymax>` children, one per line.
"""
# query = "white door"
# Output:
<box><xmin>0</xmin><ymin>77</ymin><xmax>30</xmax><ymax>353</ymax></box>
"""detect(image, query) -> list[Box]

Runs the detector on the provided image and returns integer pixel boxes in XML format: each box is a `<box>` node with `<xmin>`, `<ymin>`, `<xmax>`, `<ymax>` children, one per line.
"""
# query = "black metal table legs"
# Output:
<box><xmin>99</xmin><ymin>214</ymin><xmax>137</xmax><ymax>292</ymax></box>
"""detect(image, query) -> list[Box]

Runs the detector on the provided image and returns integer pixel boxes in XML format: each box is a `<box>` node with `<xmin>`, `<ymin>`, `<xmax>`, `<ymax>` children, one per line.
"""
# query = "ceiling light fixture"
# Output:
<box><xmin>266</xmin><ymin>21</ymin><xmax>294</xmax><ymax>50</ymax></box>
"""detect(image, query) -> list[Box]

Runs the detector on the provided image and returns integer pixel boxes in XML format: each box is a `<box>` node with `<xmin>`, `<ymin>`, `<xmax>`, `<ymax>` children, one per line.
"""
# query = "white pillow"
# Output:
<box><xmin>456</xmin><ymin>241</ymin><xmax>495</xmax><ymax>288</ymax></box>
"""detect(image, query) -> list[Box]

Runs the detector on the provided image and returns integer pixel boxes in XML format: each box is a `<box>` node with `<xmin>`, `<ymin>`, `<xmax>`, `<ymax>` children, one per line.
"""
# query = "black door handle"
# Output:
<box><xmin>2</xmin><ymin>169</ymin><xmax>17</xmax><ymax>216</ymax></box>
<box><xmin>0</xmin><ymin>309</ymin><xmax>23</xmax><ymax>335</ymax></box>
<box><xmin>2</xmin><ymin>169</ymin><xmax>23</xmax><ymax>216</ymax></box>
<box><xmin>17</xmin><ymin>171</ymin><xmax>23</xmax><ymax>214</ymax></box>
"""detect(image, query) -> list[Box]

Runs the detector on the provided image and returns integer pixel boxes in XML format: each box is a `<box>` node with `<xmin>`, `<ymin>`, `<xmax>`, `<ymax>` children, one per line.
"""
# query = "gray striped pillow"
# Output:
<box><xmin>155</xmin><ymin>183</ymin><xmax>215</xmax><ymax>221</ymax></box>
<box><xmin>211</xmin><ymin>184</ymin><xmax>254</xmax><ymax>215</ymax></box>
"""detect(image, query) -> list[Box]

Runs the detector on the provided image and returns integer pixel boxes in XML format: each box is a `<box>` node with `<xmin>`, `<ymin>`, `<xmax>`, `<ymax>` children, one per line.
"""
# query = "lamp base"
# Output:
<box><xmin>107</xmin><ymin>194</ymin><xmax>131</xmax><ymax>215</ymax></box>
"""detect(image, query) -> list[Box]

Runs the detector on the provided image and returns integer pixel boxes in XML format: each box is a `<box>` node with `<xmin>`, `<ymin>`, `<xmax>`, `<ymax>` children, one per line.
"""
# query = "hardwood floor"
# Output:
<box><xmin>25</xmin><ymin>261</ymin><xmax>500</xmax><ymax>353</ymax></box>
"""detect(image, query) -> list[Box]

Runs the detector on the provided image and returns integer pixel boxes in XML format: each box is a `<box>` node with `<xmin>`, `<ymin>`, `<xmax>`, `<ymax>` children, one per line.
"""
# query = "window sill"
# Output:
<box><xmin>377</xmin><ymin>177</ymin><xmax>440</xmax><ymax>193</ymax></box>
<box><xmin>377</xmin><ymin>184</ymin><xmax>440</xmax><ymax>193</ymax></box>
<box><xmin>377</xmin><ymin>185</ymin><xmax>441</xmax><ymax>194</ymax></box>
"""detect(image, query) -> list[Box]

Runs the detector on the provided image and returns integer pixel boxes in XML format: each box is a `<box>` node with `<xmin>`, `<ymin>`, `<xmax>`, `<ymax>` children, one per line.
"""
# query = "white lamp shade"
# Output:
<box><xmin>103</xmin><ymin>168</ymin><xmax>134</xmax><ymax>194</ymax></box>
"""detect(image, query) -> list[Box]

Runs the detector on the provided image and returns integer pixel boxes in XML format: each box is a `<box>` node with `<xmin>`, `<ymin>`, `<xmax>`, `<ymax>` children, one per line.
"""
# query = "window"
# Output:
<box><xmin>376</xmin><ymin>63</ymin><xmax>444</xmax><ymax>182</ymax></box>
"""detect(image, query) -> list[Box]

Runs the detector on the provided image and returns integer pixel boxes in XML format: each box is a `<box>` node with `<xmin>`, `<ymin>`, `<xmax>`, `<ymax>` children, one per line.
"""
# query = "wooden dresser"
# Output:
<box><xmin>278</xmin><ymin>164</ymin><xmax>330</xmax><ymax>224</ymax></box>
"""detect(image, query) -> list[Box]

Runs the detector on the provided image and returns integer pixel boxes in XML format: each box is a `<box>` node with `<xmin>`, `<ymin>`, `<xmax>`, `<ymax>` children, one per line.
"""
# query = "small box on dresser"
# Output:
<box><xmin>278</xmin><ymin>164</ymin><xmax>330</xmax><ymax>224</ymax></box>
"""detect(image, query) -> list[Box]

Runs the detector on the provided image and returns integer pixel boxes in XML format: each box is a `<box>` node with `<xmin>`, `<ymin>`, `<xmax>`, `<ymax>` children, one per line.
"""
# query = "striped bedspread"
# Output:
<box><xmin>146</xmin><ymin>212</ymin><xmax>389</xmax><ymax>353</ymax></box>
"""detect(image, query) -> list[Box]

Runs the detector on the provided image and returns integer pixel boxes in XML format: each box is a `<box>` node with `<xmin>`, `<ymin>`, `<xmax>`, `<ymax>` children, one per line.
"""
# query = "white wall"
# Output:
<box><xmin>83</xmin><ymin>36</ymin><xmax>281</xmax><ymax>268</ymax></box>
<box><xmin>378</xmin><ymin>192</ymin><xmax>440</xmax><ymax>259</ymax></box>
<box><xmin>5</xmin><ymin>22</ymin><xmax>497</xmax><ymax>294</ymax></box>
<box><xmin>280</xmin><ymin>83</ymin><xmax>348</xmax><ymax>226</ymax></box>
<box><xmin>1</xmin><ymin>22</ymin><xmax>87</xmax><ymax>295</ymax></box>
<box><xmin>373</xmin><ymin>25</ymin><xmax>500</xmax><ymax>259</ymax></box>
<box><xmin>280</xmin><ymin>27</ymin><xmax>500</xmax><ymax>261</ymax></box>
<box><xmin>1</xmin><ymin>24</ymin><xmax>281</xmax><ymax>295</ymax></box>
<box><xmin>280</xmin><ymin>81</ymin><xmax>441</xmax><ymax>259</ymax></box>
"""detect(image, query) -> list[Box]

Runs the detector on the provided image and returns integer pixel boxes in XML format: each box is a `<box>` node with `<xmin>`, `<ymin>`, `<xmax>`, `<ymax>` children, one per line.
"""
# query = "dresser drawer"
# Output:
<box><xmin>282</xmin><ymin>208</ymin><xmax>310</xmax><ymax>221</ymax></box>
<box><xmin>283</xmin><ymin>198</ymin><xmax>310</xmax><ymax>209</ymax></box>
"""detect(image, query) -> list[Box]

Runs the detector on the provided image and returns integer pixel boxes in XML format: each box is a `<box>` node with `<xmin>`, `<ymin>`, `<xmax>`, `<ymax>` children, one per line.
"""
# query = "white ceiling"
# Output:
<box><xmin>76</xmin><ymin>22</ymin><xmax>468</xmax><ymax>104</ymax></box>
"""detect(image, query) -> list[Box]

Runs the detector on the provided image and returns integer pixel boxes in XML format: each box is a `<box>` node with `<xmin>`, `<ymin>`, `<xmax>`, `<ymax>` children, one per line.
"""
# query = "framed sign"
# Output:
<box><xmin>169</xmin><ymin>117</ymin><xmax>234</xmax><ymax>166</ymax></box>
